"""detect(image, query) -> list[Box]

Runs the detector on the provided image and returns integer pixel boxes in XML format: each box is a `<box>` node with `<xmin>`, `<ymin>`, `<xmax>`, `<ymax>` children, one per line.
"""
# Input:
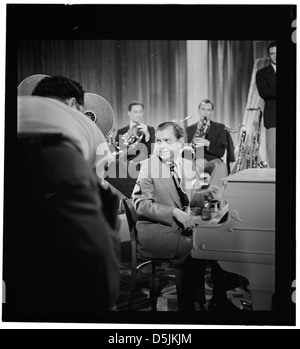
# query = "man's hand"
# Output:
<box><xmin>173</xmin><ymin>208</ymin><xmax>195</xmax><ymax>230</ymax></box>
<box><xmin>136</xmin><ymin>123</ymin><xmax>150</xmax><ymax>141</ymax></box>
<box><xmin>193</xmin><ymin>137</ymin><xmax>210</xmax><ymax>148</ymax></box>
<box><xmin>202</xmin><ymin>184</ymin><xmax>221</xmax><ymax>201</ymax></box>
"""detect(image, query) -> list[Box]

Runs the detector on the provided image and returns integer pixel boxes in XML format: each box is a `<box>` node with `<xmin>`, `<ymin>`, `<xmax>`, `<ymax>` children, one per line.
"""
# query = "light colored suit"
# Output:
<box><xmin>132</xmin><ymin>154</ymin><xmax>205</xmax><ymax>264</ymax></box>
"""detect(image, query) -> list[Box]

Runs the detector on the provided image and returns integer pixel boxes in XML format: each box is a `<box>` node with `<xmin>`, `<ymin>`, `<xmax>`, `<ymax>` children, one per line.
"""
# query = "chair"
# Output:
<box><xmin>121</xmin><ymin>198</ymin><xmax>184</xmax><ymax>311</ymax></box>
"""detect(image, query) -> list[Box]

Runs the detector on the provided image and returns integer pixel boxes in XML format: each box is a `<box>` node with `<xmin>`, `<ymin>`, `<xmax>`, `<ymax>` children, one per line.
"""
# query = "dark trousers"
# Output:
<box><xmin>180</xmin><ymin>258</ymin><xmax>239</xmax><ymax>309</ymax></box>
<box><xmin>180</xmin><ymin>255</ymin><xmax>207</xmax><ymax>308</ymax></box>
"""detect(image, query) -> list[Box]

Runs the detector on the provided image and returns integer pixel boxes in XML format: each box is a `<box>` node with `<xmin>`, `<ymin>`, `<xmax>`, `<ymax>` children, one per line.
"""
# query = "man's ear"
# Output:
<box><xmin>65</xmin><ymin>97</ymin><xmax>77</xmax><ymax>108</ymax></box>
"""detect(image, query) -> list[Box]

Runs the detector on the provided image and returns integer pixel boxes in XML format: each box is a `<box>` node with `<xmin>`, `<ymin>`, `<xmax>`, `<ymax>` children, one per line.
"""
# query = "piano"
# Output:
<box><xmin>192</xmin><ymin>168</ymin><xmax>275</xmax><ymax>310</ymax></box>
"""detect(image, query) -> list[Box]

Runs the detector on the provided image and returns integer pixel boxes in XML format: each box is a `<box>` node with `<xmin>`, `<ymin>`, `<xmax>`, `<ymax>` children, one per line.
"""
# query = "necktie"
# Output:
<box><xmin>168</xmin><ymin>162</ymin><xmax>189</xmax><ymax>208</ymax></box>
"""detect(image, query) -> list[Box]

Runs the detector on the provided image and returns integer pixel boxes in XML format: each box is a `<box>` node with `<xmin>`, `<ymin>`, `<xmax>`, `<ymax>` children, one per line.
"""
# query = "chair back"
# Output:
<box><xmin>122</xmin><ymin>198</ymin><xmax>184</xmax><ymax>311</ymax></box>
<box><xmin>226</xmin><ymin>131</ymin><xmax>235</xmax><ymax>174</ymax></box>
<box><xmin>121</xmin><ymin>198</ymin><xmax>138</xmax><ymax>242</ymax></box>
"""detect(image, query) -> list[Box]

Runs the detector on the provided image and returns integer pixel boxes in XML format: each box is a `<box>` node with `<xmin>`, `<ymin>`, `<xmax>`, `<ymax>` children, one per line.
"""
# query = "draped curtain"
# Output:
<box><xmin>18</xmin><ymin>40</ymin><xmax>187</xmax><ymax>133</ymax></box>
<box><xmin>18</xmin><ymin>39</ymin><xmax>270</xmax><ymax>152</ymax></box>
<box><xmin>186</xmin><ymin>41</ymin><xmax>254</xmax><ymax>133</ymax></box>
<box><xmin>207</xmin><ymin>40</ymin><xmax>254</xmax><ymax>145</ymax></box>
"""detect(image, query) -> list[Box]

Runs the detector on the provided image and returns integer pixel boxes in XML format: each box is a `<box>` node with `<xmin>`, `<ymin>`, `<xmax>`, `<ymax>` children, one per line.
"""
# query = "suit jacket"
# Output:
<box><xmin>5</xmin><ymin>134</ymin><xmax>120</xmax><ymax>321</ymax></box>
<box><xmin>132</xmin><ymin>155</ymin><xmax>205</xmax><ymax>262</ymax></box>
<box><xmin>105</xmin><ymin>124</ymin><xmax>155</xmax><ymax>198</ymax></box>
<box><xmin>187</xmin><ymin>120</ymin><xmax>227</xmax><ymax>161</ymax></box>
<box><xmin>115</xmin><ymin>124</ymin><xmax>156</xmax><ymax>160</ymax></box>
<box><xmin>256</xmin><ymin>64</ymin><xmax>276</xmax><ymax>129</ymax></box>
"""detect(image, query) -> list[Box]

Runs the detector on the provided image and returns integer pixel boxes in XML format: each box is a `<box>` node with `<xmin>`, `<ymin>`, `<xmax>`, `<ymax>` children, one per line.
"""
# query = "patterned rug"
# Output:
<box><xmin>113</xmin><ymin>262</ymin><xmax>252</xmax><ymax>312</ymax></box>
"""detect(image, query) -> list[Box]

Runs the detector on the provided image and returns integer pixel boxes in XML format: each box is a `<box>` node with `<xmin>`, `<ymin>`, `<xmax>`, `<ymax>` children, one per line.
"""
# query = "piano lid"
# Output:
<box><xmin>222</xmin><ymin>168</ymin><xmax>275</xmax><ymax>183</ymax></box>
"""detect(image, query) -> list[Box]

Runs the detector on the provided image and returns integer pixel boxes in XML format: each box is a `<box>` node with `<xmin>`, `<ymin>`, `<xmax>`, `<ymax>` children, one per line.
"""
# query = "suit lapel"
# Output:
<box><xmin>122</xmin><ymin>125</ymin><xmax>130</xmax><ymax>134</ymax></box>
<box><xmin>151</xmin><ymin>155</ymin><xmax>182</xmax><ymax>208</ymax></box>
<box><xmin>267</xmin><ymin>65</ymin><xmax>276</xmax><ymax>86</ymax></box>
<box><xmin>208</xmin><ymin>120</ymin><xmax>216</xmax><ymax>136</ymax></box>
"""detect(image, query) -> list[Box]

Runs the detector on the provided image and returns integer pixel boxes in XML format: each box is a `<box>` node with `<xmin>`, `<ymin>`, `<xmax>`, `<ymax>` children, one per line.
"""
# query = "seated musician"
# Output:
<box><xmin>106</xmin><ymin>101</ymin><xmax>155</xmax><ymax>198</ymax></box>
<box><xmin>115</xmin><ymin>101</ymin><xmax>155</xmax><ymax>162</ymax></box>
<box><xmin>187</xmin><ymin>99</ymin><xmax>229</xmax><ymax>187</ymax></box>
<box><xmin>132</xmin><ymin>121</ymin><xmax>243</xmax><ymax>311</ymax></box>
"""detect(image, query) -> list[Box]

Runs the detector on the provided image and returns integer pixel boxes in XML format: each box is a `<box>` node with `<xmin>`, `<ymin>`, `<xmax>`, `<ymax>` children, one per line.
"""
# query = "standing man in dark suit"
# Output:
<box><xmin>187</xmin><ymin>99</ymin><xmax>228</xmax><ymax>187</ymax></box>
<box><xmin>256</xmin><ymin>42</ymin><xmax>276</xmax><ymax>168</ymax></box>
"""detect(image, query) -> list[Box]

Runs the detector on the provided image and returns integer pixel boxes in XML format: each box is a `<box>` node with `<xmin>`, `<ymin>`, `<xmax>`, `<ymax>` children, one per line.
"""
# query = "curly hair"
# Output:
<box><xmin>32</xmin><ymin>75</ymin><xmax>85</xmax><ymax>106</ymax></box>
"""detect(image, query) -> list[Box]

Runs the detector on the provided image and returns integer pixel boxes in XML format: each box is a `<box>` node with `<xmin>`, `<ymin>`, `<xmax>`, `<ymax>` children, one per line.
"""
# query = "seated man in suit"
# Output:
<box><xmin>106</xmin><ymin>101</ymin><xmax>155</xmax><ymax>198</ymax></box>
<box><xmin>187</xmin><ymin>99</ymin><xmax>228</xmax><ymax>187</ymax></box>
<box><xmin>132</xmin><ymin>121</ymin><xmax>242</xmax><ymax>311</ymax></box>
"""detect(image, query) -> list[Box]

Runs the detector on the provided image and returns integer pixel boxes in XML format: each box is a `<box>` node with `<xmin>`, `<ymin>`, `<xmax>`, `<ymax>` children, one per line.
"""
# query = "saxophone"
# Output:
<box><xmin>246</xmin><ymin>152</ymin><xmax>251</xmax><ymax>169</ymax></box>
<box><xmin>249</xmin><ymin>108</ymin><xmax>268</xmax><ymax>168</ymax></box>
<box><xmin>233</xmin><ymin>124</ymin><xmax>247</xmax><ymax>173</ymax></box>
<box><xmin>192</xmin><ymin>117</ymin><xmax>210</xmax><ymax>148</ymax></box>
<box><xmin>225</xmin><ymin>124</ymin><xmax>247</xmax><ymax>173</ymax></box>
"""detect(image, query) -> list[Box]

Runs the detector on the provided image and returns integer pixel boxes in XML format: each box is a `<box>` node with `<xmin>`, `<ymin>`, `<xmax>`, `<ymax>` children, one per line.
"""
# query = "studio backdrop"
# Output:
<box><xmin>18</xmin><ymin>39</ymin><xmax>270</xmax><ymax>146</ymax></box>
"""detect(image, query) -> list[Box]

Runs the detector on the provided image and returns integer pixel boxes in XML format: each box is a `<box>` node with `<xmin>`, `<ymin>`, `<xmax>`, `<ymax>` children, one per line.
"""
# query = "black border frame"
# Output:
<box><xmin>3</xmin><ymin>3</ymin><xmax>296</xmax><ymax>326</ymax></box>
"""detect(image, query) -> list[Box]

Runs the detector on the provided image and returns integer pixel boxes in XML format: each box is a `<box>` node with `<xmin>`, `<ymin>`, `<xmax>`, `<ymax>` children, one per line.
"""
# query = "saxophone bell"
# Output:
<box><xmin>258</xmin><ymin>161</ymin><xmax>268</xmax><ymax>168</ymax></box>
